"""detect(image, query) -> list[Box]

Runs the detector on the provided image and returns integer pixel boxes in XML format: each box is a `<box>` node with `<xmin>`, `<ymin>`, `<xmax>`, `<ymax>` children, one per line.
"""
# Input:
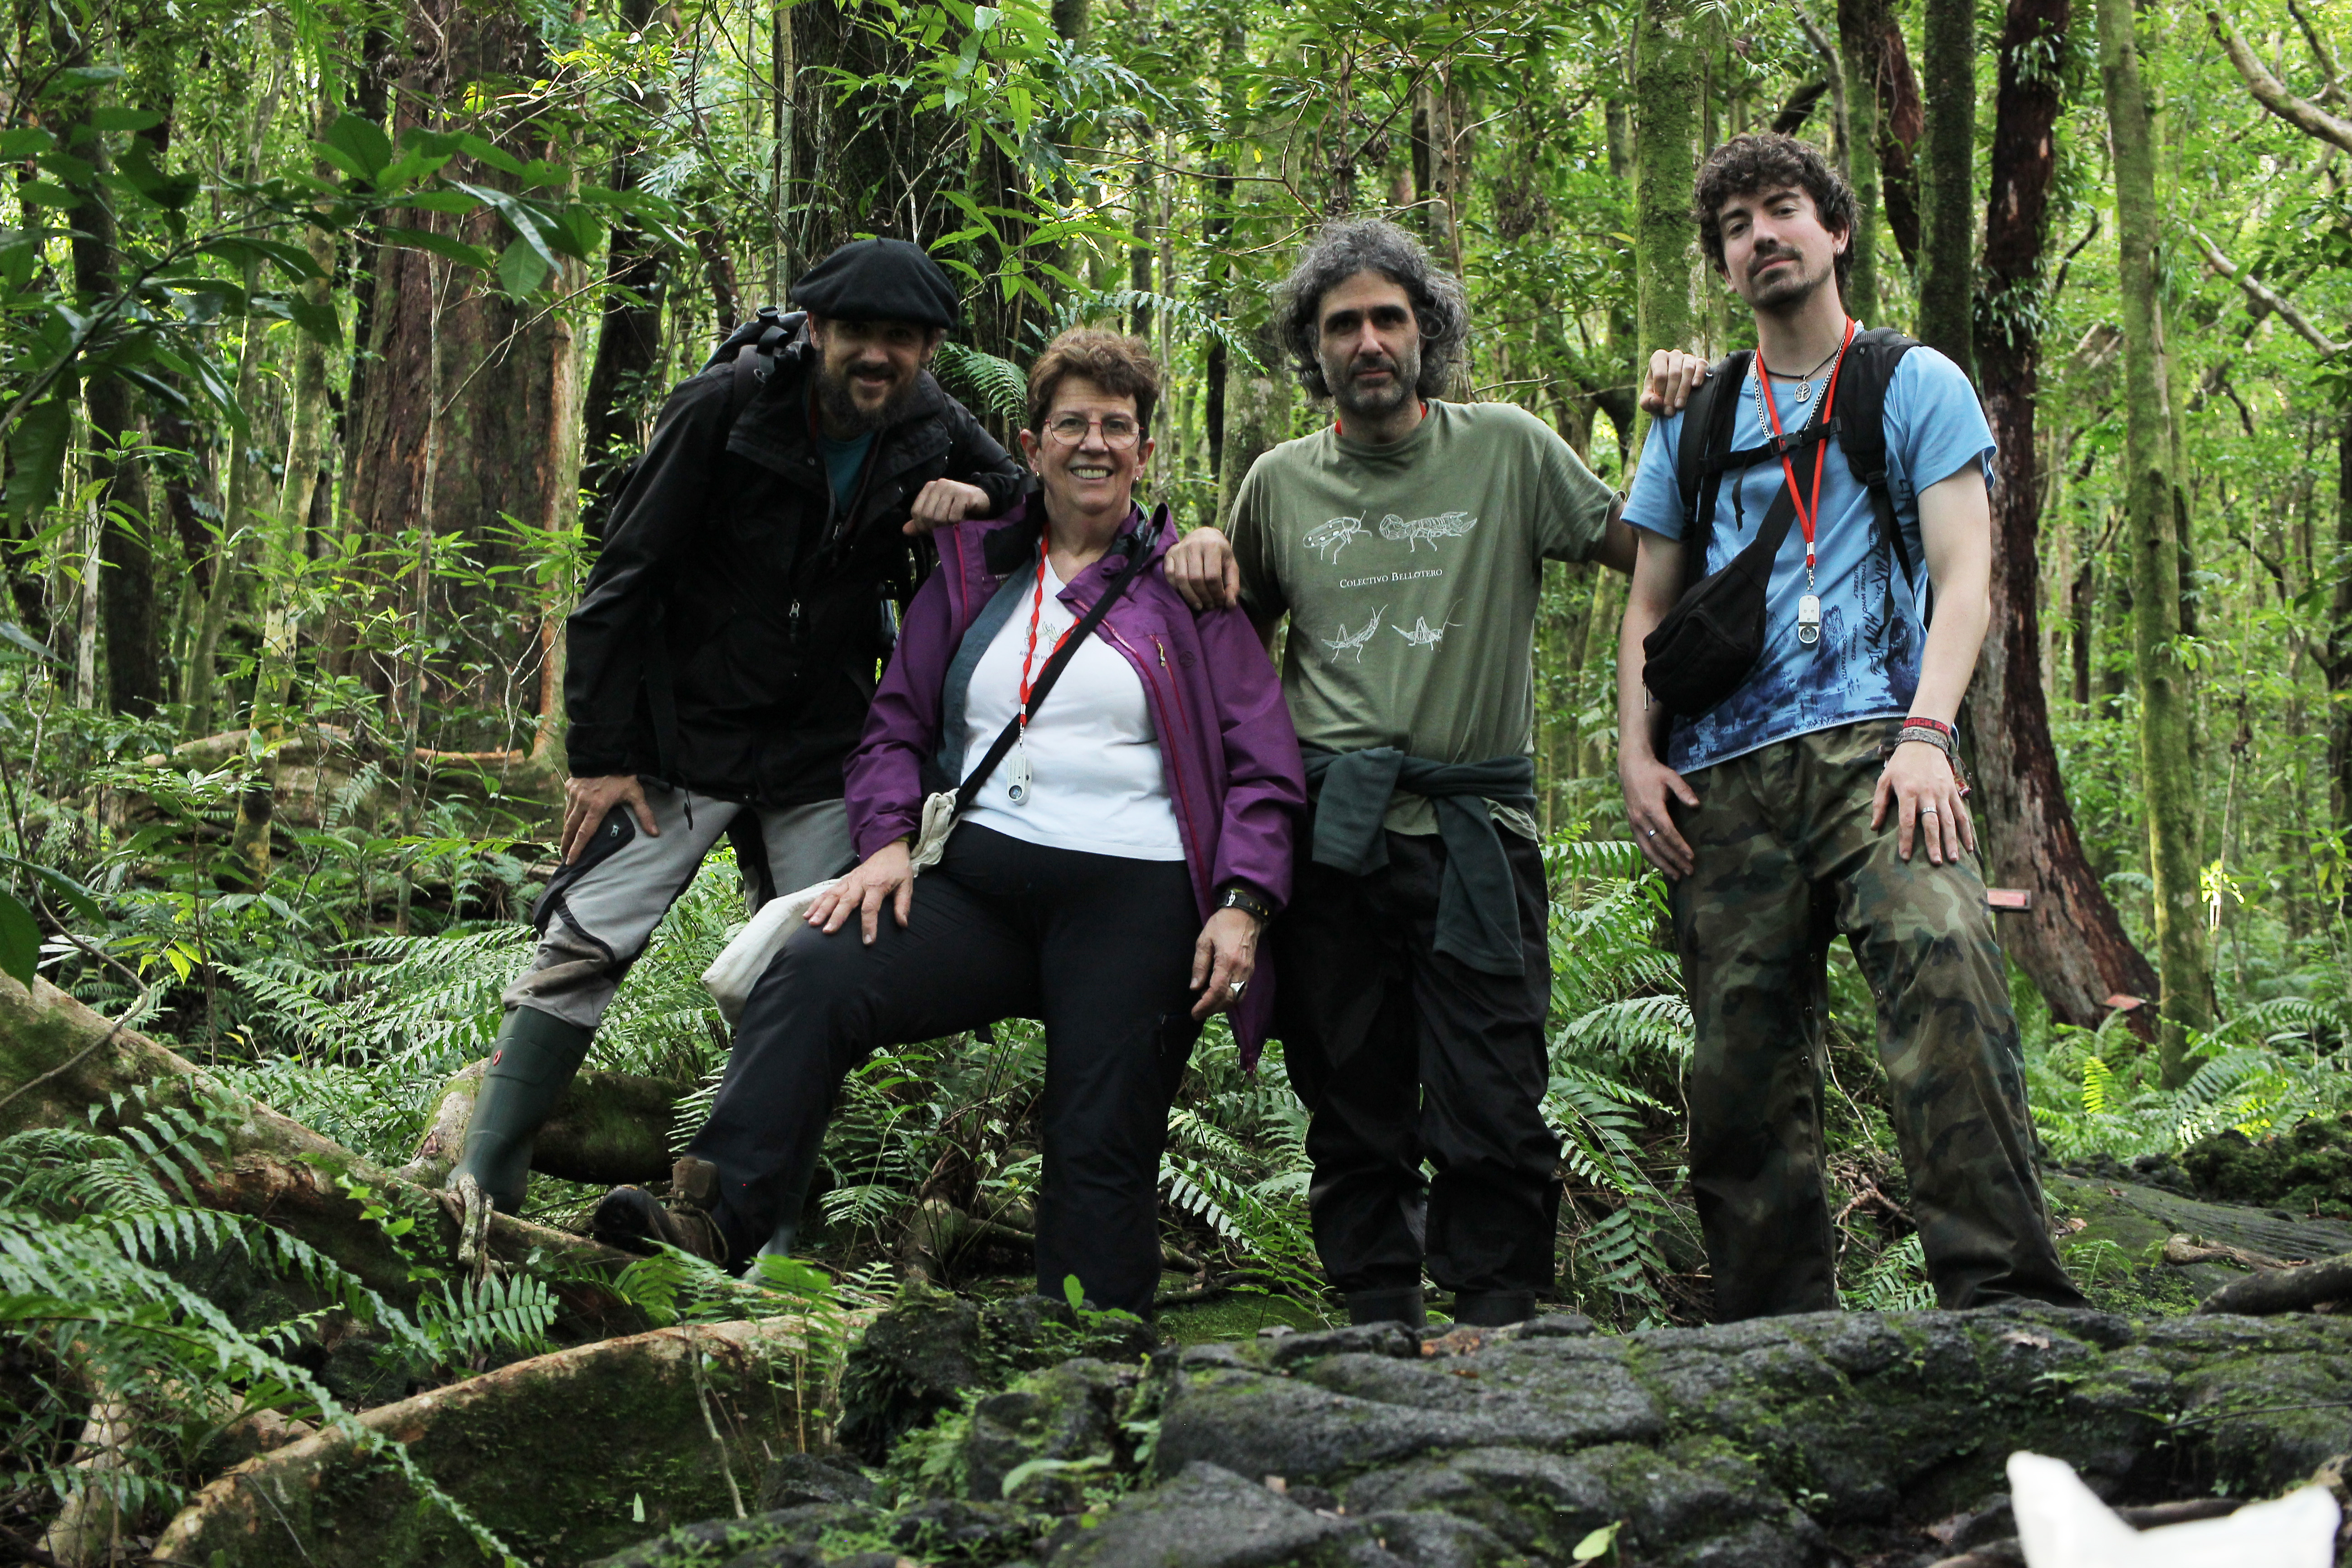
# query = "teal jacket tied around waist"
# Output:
<box><xmin>1300</xmin><ymin>748</ymin><xmax>1537</xmax><ymax>977</ymax></box>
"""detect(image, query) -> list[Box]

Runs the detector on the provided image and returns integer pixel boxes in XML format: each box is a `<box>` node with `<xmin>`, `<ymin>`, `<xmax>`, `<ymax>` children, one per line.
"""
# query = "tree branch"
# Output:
<box><xmin>2206</xmin><ymin>6</ymin><xmax>2352</xmax><ymax>153</ymax></box>
<box><xmin>2191</xmin><ymin>229</ymin><xmax>2348</xmax><ymax>356</ymax></box>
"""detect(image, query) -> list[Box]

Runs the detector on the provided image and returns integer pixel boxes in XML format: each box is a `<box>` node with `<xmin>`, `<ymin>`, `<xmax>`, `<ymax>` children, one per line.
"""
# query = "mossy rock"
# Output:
<box><xmin>2182</xmin><ymin>1116</ymin><xmax>2352</xmax><ymax>1219</ymax></box>
<box><xmin>836</xmin><ymin>1285</ymin><xmax>1154</xmax><ymax>1463</ymax></box>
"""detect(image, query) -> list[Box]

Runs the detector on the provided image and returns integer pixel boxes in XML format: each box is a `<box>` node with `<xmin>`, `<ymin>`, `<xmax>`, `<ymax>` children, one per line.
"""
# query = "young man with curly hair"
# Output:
<box><xmin>1168</xmin><ymin>219</ymin><xmax>1635</xmax><ymax>1328</ymax></box>
<box><xmin>1618</xmin><ymin>133</ymin><xmax>2083</xmax><ymax>1318</ymax></box>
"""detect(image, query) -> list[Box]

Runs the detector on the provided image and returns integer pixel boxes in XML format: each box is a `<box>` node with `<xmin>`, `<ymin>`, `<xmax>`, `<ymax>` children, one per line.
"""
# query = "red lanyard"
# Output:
<box><xmin>1017</xmin><ymin>537</ymin><xmax>1075</xmax><ymax>732</ymax></box>
<box><xmin>1754</xmin><ymin>318</ymin><xmax>1856</xmax><ymax>585</ymax></box>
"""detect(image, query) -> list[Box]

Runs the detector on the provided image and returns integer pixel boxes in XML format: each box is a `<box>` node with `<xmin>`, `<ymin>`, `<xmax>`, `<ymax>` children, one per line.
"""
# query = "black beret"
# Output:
<box><xmin>789</xmin><ymin>237</ymin><xmax>960</xmax><ymax>330</ymax></box>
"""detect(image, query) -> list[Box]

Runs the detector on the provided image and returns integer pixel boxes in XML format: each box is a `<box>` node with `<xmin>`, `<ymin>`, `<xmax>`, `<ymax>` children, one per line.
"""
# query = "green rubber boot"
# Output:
<box><xmin>451</xmin><ymin>1006</ymin><xmax>594</xmax><ymax>1214</ymax></box>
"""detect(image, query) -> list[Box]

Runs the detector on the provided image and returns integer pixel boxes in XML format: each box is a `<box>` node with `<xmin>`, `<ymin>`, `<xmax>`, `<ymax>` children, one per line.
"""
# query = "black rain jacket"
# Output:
<box><xmin>563</xmin><ymin>328</ymin><xmax>1024</xmax><ymax>805</ymax></box>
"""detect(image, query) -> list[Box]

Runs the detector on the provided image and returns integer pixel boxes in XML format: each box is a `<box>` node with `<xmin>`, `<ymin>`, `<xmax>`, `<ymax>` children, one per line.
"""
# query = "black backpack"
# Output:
<box><xmin>1639</xmin><ymin>326</ymin><xmax>1922</xmax><ymax>719</ymax></box>
<box><xmin>582</xmin><ymin>306</ymin><xmax>805</xmax><ymax>544</ymax></box>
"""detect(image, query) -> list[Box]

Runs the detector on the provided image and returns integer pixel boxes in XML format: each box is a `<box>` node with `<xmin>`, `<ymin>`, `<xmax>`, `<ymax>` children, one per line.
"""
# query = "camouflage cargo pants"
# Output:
<box><xmin>1666</xmin><ymin>718</ymin><xmax>2085</xmax><ymax>1319</ymax></box>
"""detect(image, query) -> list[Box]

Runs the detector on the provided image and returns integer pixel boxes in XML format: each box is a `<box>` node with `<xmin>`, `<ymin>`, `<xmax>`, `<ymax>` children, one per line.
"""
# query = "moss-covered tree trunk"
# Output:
<box><xmin>49</xmin><ymin>13</ymin><xmax>162</xmax><ymax>717</ymax></box>
<box><xmin>1835</xmin><ymin>0</ymin><xmax>1886</xmax><ymax>325</ymax></box>
<box><xmin>1916</xmin><ymin>0</ymin><xmax>1975</xmax><ymax>370</ymax></box>
<box><xmin>226</xmin><ymin>197</ymin><xmax>338</xmax><ymax>887</ymax></box>
<box><xmin>1970</xmin><ymin>0</ymin><xmax>2160</xmax><ymax>1034</ymax></box>
<box><xmin>1633</xmin><ymin>0</ymin><xmax>1701</xmax><ymax>395</ymax></box>
<box><xmin>2096</xmin><ymin>0</ymin><xmax>2210</xmax><ymax>1083</ymax></box>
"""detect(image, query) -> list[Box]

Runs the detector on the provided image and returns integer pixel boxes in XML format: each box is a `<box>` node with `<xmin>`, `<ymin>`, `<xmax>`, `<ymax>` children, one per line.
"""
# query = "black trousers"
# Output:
<box><xmin>687</xmin><ymin>823</ymin><xmax>1202</xmax><ymax>1316</ymax></box>
<box><xmin>1274</xmin><ymin>828</ymin><xmax>1561</xmax><ymax>1297</ymax></box>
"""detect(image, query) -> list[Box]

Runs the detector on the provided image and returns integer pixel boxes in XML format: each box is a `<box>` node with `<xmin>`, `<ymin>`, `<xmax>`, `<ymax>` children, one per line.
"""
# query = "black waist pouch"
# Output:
<box><xmin>1641</xmin><ymin>481</ymin><xmax>1796</xmax><ymax>719</ymax></box>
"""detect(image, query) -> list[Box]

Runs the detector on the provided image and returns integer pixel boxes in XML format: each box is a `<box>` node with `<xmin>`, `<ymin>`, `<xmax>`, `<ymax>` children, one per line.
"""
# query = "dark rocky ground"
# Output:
<box><xmin>587</xmin><ymin>1291</ymin><xmax>2352</xmax><ymax>1568</ymax></box>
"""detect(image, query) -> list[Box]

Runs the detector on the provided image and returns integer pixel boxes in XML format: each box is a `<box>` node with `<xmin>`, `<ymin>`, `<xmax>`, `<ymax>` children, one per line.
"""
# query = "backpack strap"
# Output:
<box><xmin>1674</xmin><ymin>349</ymin><xmax>1754</xmax><ymax>597</ymax></box>
<box><xmin>1831</xmin><ymin>326</ymin><xmax>1922</xmax><ymax>605</ymax></box>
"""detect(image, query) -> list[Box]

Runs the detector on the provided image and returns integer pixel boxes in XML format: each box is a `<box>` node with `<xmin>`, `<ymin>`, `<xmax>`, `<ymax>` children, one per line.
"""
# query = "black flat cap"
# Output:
<box><xmin>790</xmin><ymin>237</ymin><xmax>960</xmax><ymax>329</ymax></box>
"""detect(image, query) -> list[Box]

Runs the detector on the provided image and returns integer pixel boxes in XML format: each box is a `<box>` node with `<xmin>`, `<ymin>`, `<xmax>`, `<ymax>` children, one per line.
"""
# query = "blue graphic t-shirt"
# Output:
<box><xmin>1622</xmin><ymin>342</ymin><xmax>1994</xmax><ymax>774</ymax></box>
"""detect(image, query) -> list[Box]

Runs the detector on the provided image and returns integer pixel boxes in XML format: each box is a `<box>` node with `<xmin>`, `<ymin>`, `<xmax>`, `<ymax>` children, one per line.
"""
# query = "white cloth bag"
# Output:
<box><xmin>701</xmin><ymin>789</ymin><xmax>961</xmax><ymax>1024</ymax></box>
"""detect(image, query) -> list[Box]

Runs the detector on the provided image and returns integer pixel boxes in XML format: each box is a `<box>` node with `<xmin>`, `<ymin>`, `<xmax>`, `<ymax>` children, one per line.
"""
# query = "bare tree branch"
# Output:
<box><xmin>2207</xmin><ymin>6</ymin><xmax>2352</xmax><ymax>154</ymax></box>
<box><xmin>2191</xmin><ymin>228</ymin><xmax>2349</xmax><ymax>356</ymax></box>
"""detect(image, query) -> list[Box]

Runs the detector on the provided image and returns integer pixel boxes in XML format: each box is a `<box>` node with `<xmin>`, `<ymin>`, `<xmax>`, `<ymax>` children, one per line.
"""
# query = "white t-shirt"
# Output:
<box><xmin>959</xmin><ymin>559</ymin><xmax>1186</xmax><ymax>861</ymax></box>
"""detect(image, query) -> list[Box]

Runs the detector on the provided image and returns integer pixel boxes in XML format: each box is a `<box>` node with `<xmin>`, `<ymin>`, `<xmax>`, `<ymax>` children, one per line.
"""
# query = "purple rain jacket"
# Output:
<box><xmin>843</xmin><ymin>492</ymin><xmax>1306</xmax><ymax>1061</ymax></box>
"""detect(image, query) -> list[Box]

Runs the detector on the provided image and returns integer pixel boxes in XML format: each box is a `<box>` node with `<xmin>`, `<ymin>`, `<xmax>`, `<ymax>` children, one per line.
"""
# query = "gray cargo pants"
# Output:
<box><xmin>503</xmin><ymin>785</ymin><xmax>854</xmax><ymax>1029</ymax></box>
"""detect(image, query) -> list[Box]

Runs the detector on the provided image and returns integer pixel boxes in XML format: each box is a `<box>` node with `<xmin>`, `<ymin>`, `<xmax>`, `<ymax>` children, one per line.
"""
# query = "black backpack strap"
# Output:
<box><xmin>1832</xmin><ymin>327</ymin><xmax>1922</xmax><ymax>602</ymax></box>
<box><xmin>1674</xmin><ymin>350</ymin><xmax>1754</xmax><ymax>597</ymax></box>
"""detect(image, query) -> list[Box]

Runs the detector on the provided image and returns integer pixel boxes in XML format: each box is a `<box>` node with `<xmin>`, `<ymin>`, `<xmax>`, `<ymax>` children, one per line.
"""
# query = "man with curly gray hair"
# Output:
<box><xmin>1168</xmin><ymin>218</ymin><xmax>1634</xmax><ymax>1330</ymax></box>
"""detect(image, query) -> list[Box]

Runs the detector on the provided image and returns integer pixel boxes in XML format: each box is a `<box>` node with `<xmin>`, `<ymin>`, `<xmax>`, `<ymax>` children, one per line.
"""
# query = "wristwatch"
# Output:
<box><xmin>1216</xmin><ymin>883</ymin><xmax>1275</xmax><ymax>924</ymax></box>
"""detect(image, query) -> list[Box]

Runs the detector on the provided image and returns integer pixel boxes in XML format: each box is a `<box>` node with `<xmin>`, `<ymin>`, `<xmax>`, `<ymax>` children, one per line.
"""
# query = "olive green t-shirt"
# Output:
<box><xmin>1229</xmin><ymin>400</ymin><xmax>1617</xmax><ymax>834</ymax></box>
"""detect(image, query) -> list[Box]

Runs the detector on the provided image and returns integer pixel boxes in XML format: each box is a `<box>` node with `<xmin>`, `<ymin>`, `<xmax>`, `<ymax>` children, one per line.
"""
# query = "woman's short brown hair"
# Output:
<box><xmin>1025</xmin><ymin>328</ymin><xmax>1161</xmax><ymax>437</ymax></box>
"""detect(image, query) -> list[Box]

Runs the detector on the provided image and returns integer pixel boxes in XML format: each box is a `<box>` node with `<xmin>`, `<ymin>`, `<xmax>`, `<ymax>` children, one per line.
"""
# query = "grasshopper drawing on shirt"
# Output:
<box><xmin>1322</xmin><ymin>605</ymin><xmax>1386</xmax><ymax>663</ymax></box>
<box><xmin>1390</xmin><ymin>606</ymin><xmax>1463</xmax><ymax>649</ymax></box>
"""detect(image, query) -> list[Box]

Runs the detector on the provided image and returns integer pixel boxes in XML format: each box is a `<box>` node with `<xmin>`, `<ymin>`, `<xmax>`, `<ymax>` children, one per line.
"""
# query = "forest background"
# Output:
<box><xmin>7</xmin><ymin>0</ymin><xmax>2352</xmax><ymax>1352</ymax></box>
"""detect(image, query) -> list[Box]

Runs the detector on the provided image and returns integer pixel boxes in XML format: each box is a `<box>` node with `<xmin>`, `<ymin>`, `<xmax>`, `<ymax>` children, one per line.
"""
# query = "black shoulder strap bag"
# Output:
<box><xmin>1639</xmin><ymin>327</ymin><xmax>1920</xmax><ymax>720</ymax></box>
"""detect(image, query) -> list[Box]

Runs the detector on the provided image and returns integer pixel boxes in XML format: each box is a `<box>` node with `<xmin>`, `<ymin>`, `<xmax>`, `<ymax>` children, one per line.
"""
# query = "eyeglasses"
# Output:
<box><xmin>1044</xmin><ymin>412</ymin><xmax>1142</xmax><ymax>449</ymax></box>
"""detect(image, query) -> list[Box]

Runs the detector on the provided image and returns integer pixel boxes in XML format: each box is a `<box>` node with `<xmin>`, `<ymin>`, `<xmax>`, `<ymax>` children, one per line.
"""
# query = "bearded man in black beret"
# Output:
<box><xmin>441</xmin><ymin>238</ymin><xmax>1022</xmax><ymax>1232</ymax></box>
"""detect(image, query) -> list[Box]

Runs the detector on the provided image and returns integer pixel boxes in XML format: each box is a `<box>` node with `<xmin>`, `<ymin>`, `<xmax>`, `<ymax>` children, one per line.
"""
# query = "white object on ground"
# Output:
<box><xmin>2008</xmin><ymin>1450</ymin><xmax>2338</xmax><ymax>1568</ymax></box>
<box><xmin>701</xmin><ymin>790</ymin><xmax>960</xmax><ymax>1024</ymax></box>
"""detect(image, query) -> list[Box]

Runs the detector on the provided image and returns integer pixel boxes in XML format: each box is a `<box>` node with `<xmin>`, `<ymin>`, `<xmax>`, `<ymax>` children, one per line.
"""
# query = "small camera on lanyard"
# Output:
<box><xmin>1797</xmin><ymin>593</ymin><xmax>1823</xmax><ymax>647</ymax></box>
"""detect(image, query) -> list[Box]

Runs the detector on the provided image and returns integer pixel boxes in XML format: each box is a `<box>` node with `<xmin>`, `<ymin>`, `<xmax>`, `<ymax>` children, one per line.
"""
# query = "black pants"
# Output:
<box><xmin>687</xmin><ymin>823</ymin><xmax>1202</xmax><ymax>1316</ymax></box>
<box><xmin>1275</xmin><ymin>828</ymin><xmax>1560</xmax><ymax>1297</ymax></box>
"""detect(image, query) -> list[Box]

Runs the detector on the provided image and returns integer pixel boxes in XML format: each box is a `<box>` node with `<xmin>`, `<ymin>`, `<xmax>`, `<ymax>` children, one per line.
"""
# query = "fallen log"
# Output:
<box><xmin>155</xmin><ymin>1314</ymin><xmax>848</xmax><ymax>1568</ymax></box>
<box><xmin>0</xmin><ymin>973</ymin><xmax>632</xmax><ymax>1320</ymax></box>
<box><xmin>395</xmin><ymin>1058</ymin><xmax>685</xmax><ymax>1191</ymax></box>
<box><xmin>2199</xmin><ymin>1250</ymin><xmax>2352</xmax><ymax>1315</ymax></box>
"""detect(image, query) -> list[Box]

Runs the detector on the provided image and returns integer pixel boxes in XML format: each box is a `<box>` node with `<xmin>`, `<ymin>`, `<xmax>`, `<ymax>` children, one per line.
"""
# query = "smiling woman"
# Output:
<box><xmin>593</xmin><ymin>329</ymin><xmax>1308</xmax><ymax>1319</ymax></box>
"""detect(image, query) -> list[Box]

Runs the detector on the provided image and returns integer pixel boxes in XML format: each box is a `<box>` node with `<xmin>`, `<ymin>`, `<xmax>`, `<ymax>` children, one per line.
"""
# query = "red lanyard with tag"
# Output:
<box><xmin>1755</xmin><ymin>317</ymin><xmax>1857</xmax><ymax>593</ymax></box>
<box><xmin>1008</xmin><ymin>537</ymin><xmax>1074</xmax><ymax>804</ymax></box>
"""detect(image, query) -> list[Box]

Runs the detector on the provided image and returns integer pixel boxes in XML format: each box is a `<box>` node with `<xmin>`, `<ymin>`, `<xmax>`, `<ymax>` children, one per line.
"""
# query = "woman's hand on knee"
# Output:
<box><xmin>1190</xmin><ymin>906</ymin><xmax>1262</xmax><ymax>1020</ymax></box>
<box><xmin>808</xmin><ymin>839</ymin><xmax>915</xmax><ymax>944</ymax></box>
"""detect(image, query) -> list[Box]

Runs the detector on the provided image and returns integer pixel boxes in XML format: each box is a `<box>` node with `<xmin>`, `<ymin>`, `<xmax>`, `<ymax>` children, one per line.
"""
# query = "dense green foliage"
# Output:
<box><xmin>10</xmin><ymin>0</ymin><xmax>2352</xmax><ymax>1549</ymax></box>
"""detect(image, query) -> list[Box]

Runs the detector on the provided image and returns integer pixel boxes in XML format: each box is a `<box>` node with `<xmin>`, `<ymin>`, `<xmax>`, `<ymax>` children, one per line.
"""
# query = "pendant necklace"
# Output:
<box><xmin>1753</xmin><ymin>318</ymin><xmax>1857</xmax><ymax>649</ymax></box>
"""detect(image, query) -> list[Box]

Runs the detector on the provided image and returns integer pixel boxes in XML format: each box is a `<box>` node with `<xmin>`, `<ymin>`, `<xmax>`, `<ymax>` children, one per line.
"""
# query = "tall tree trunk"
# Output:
<box><xmin>322</xmin><ymin>25</ymin><xmax>396</xmax><ymax>682</ymax></box>
<box><xmin>342</xmin><ymin>0</ymin><xmax>584</xmax><ymax>748</ymax></box>
<box><xmin>1917</xmin><ymin>0</ymin><xmax>1975</xmax><ymax>371</ymax></box>
<box><xmin>1633</xmin><ymin>0</ymin><xmax>1702</xmax><ymax>382</ymax></box>
<box><xmin>226</xmin><ymin>178</ymin><xmax>338</xmax><ymax>887</ymax></box>
<box><xmin>787</xmin><ymin>0</ymin><xmax>956</xmax><ymax>256</ymax></box>
<box><xmin>49</xmin><ymin>8</ymin><xmax>161</xmax><ymax>715</ymax></box>
<box><xmin>1848</xmin><ymin>0</ymin><xmax>1925</xmax><ymax>271</ymax></box>
<box><xmin>2326</xmin><ymin>413</ymin><xmax>2352</xmax><ymax>871</ymax></box>
<box><xmin>1217</xmin><ymin>324</ymin><xmax>1289</xmax><ymax>530</ymax></box>
<box><xmin>1969</xmin><ymin>0</ymin><xmax>2158</xmax><ymax>1033</ymax></box>
<box><xmin>2096</xmin><ymin>0</ymin><xmax>2210</xmax><ymax>1083</ymax></box>
<box><xmin>183</xmin><ymin>288</ymin><xmax>268</xmax><ymax>739</ymax></box>
<box><xmin>581</xmin><ymin>0</ymin><xmax>669</xmax><ymax>525</ymax></box>
<box><xmin>1127</xmin><ymin>160</ymin><xmax>1154</xmax><ymax>338</ymax></box>
<box><xmin>1837</xmin><ymin>0</ymin><xmax>1888</xmax><ymax>323</ymax></box>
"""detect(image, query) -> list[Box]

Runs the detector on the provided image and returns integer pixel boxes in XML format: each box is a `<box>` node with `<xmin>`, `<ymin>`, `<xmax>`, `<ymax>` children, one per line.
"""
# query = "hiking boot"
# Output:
<box><xmin>1345</xmin><ymin>1285</ymin><xmax>1426</xmax><ymax>1329</ymax></box>
<box><xmin>593</xmin><ymin>1157</ymin><xmax>728</xmax><ymax>1264</ymax></box>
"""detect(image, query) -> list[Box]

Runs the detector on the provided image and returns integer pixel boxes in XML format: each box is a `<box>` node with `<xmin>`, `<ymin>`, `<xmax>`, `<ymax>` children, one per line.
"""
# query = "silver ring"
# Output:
<box><xmin>1228</xmin><ymin>980</ymin><xmax>1246</xmax><ymax>997</ymax></box>
<box><xmin>1921</xmin><ymin>807</ymin><xmax>1939</xmax><ymax>817</ymax></box>
<box><xmin>1646</xmin><ymin>827</ymin><xmax>1658</xmax><ymax>837</ymax></box>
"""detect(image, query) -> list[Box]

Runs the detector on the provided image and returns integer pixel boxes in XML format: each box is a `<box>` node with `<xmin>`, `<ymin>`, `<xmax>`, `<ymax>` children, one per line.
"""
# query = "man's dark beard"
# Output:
<box><xmin>816</xmin><ymin>361</ymin><xmax>918</xmax><ymax>434</ymax></box>
<box><xmin>1748</xmin><ymin>249</ymin><xmax>1827</xmax><ymax>312</ymax></box>
<box><xmin>1328</xmin><ymin>351</ymin><xmax>1420</xmax><ymax>419</ymax></box>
